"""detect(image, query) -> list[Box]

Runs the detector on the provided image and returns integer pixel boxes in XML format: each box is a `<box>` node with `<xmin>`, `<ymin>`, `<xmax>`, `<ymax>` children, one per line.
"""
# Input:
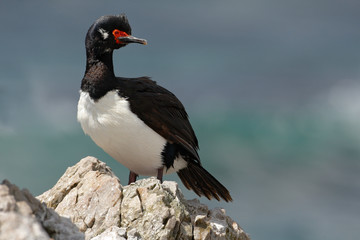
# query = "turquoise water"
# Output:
<box><xmin>1</xmin><ymin>1</ymin><xmax>360</xmax><ymax>239</ymax></box>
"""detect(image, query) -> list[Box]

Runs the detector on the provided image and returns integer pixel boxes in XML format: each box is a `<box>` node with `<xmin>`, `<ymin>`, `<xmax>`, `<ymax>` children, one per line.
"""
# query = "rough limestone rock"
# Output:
<box><xmin>37</xmin><ymin>156</ymin><xmax>122</xmax><ymax>239</ymax></box>
<box><xmin>37</xmin><ymin>156</ymin><xmax>250</xmax><ymax>240</ymax></box>
<box><xmin>0</xmin><ymin>180</ymin><xmax>83</xmax><ymax>240</ymax></box>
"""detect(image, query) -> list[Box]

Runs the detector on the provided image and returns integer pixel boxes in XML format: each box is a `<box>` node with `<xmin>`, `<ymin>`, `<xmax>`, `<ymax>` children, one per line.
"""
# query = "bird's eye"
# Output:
<box><xmin>113</xmin><ymin>29</ymin><xmax>128</xmax><ymax>44</ymax></box>
<box><xmin>112</xmin><ymin>29</ymin><xmax>128</xmax><ymax>38</ymax></box>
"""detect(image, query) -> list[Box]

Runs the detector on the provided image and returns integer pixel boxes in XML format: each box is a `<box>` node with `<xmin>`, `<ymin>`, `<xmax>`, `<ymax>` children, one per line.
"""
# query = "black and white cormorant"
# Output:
<box><xmin>77</xmin><ymin>15</ymin><xmax>232</xmax><ymax>202</ymax></box>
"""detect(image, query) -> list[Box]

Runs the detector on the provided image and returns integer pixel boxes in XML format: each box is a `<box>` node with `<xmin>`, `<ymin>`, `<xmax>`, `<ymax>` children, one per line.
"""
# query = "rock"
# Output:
<box><xmin>120</xmin><ymin>178</ymin><xmax>193</xmax><ymax>240</ymax></box>
<box><xmin>38</xmin><ymin>156</ymin><xmax>250</xmax><ymax>240</ymax></box>
<box><xmin>90</xmin><ymin>226</ymin><xmax>127</xmax><ymax>240</ymax></box>
<box><xmin>37</xmin><ymin>156</ymin><xmax>122</xmax><ymax>239</ymax></box>
<box><xmin>0</xmin><ymin>179</ymin><xmax>84</xmax><ymax>240</ymax></box>
<box><xmin>188</xmin><ymin>199</ymin><xmax>248</xmax><ymax>240</ymax></box>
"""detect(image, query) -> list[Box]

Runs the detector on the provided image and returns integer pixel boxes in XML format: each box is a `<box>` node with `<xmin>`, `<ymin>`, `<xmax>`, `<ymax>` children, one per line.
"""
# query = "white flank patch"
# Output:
<box><xmin>98</xmin><ymin>28</ymin><xmax>109</xmax><ymax>39</ymax></box>
<box><xmin>77</xmin><ymin>90</ymin><xmax>187</xmax><ymax>176</ymax></box>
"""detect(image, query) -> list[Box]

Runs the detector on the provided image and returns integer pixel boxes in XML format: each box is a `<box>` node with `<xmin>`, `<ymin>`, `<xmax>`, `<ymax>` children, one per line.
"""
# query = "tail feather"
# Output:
<box><xmin>177</xmin><ymin>162</ymin><xmax>233</xmax><ymax>202</ymax></box>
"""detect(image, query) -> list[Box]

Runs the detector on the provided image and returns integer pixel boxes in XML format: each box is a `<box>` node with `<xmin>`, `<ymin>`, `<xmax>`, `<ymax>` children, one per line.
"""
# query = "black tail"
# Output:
<box><xmin>177</xmin><ymin>162</ymin><xmax>232</xmax><ymax>202</ymax></box>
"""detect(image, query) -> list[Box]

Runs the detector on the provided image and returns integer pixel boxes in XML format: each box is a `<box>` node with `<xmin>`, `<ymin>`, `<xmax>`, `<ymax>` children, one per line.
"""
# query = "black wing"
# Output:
<box><xmin>117</xmin><ymin>77</ymin><xmax>233</xmax><ymax>202</ymax></box>
<box><xmin>116</xmin><ymin>77</ymin><xmax>200</xmax><ymax>163</ymax></box>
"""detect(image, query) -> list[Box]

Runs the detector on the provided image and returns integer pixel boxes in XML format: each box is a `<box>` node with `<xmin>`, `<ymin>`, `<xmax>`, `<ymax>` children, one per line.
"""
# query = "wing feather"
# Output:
<box><xmin>116</xmin><ymin>77</ymin><xmax>200</xmax><ymax>162</ymax></box>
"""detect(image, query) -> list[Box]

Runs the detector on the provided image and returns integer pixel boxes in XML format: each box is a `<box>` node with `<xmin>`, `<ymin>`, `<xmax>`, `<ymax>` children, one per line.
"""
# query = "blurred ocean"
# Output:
<box><xmin>1</xmin><ymin>1</ymin><xmax>360</xmax><ymax>239</ymax></box>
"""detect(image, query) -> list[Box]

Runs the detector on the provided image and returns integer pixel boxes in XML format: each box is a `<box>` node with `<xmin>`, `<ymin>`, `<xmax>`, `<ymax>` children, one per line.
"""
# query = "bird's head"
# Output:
<box><xmin>85</xmin><ymin>14</ymin><xmax>147</xmax><ymax>56</ymax></box>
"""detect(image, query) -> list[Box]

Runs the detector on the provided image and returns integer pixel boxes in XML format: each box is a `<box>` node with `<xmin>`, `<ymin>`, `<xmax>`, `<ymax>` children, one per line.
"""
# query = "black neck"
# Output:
<box><xmin>81</xmin><ymin>50</ymin><xmax>117</xmax><ymax>100</ymax></box>
<box><xmin>85</xmin><ymin>49</ymin><xmax>115</xmax><ymax>75</ymax></box>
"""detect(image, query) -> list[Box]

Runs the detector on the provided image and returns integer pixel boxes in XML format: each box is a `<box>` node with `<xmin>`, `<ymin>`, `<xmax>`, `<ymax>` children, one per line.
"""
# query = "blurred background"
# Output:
<box><xmin>1</xmin><ymin>0</ymin><xmax>360</xmax><ymax>239</ymax></box>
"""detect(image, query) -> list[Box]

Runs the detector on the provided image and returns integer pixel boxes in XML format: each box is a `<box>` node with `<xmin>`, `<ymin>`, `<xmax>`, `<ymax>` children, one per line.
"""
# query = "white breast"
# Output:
<box><xmin>77</xmin><ymin>90</ymin><xmax>187</xmax><ymax>176</ymax></box>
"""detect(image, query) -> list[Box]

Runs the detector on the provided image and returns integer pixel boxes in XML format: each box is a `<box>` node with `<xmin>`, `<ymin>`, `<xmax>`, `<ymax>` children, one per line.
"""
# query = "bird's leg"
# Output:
<box><xmin>128</xmin><ymin>171</ymin><xmax>138</xmax><ymax>185</ymax></box>
<box><xmin>157</xmin><ymin>167</ymin><xmax>164</xmax><ymax>183</ymax></box>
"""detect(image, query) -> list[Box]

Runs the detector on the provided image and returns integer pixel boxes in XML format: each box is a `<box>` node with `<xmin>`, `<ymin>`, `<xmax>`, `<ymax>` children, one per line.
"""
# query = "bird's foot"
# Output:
<box><xmin>157</xmin><ymin>167</ymin><xmax>164</xmax><ymax>183</ymax></box>
<box><xmin>128</xmin><ymin>168</ymin><xmax>163</xmax><ymax>185</ymax></box>
<box><xmin>128</xmin><ymin>171</ymin><xmax>138</xmax><ymax>184</ymax></box>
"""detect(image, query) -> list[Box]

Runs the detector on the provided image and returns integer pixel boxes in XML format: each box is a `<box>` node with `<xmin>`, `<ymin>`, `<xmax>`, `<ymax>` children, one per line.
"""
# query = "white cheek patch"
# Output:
<box><xmin>98</xmin><ymin>28</ymin><xmax>109</xmax><ymax>39</ymax></box>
